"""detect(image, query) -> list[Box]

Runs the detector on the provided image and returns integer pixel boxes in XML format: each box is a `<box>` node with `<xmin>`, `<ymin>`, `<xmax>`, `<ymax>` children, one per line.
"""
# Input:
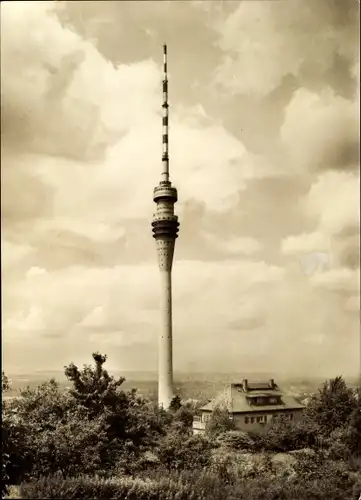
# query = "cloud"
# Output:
<box><xmin>1</xmin><ymin>1</ymin><xmax>359</xmax><ymax>378</ymax></box>
<box><xmin>310</xmin><ymin>268</ymin><xmax>360</xmax><ymax>296</ymax></box>
<box><xmin>1</xmin><ymin>1</ymin><xmax>160</xmax><ymax>161</ymax></box>
<box><xmin>2</xmin><ymin>259</ymin><xmax>285</xmax><ymax>370</ymax></box>
<box><xmin>213</xmin><ymin>0</ymin><xmax>358</xmax><ymax>97</ymax></box>
<box><xmin>344</xmin><ymin>295</ymin><xmax>360</xmax><ymax>313</ymax></box>
<box><xmin>282</xmin><ymin>232</ymin><xmax>331</xmax><ymax>256</ymax></box>
<box><xmin>280</xmin><ymin>88</ymin><xmax>359</xmax><ymax>173</ymax></box>
<box><xmin>202</xmin><ymin>232</ymin><xmax>261</xmax><ymax>256</ymax></box>
<box><xmin>281</xmin><ymin>170</ymin><xmax>359</xmax><ymax>273</ymax></box>
<box><xmin>1</xmin><ymin>240</ymin><xmax>35</xmax><ymax>269</ymax></box>
<box><xmin>304</xmin><ymin>171</ymin><xmax>359</xmax><ymax>235</ymax></box>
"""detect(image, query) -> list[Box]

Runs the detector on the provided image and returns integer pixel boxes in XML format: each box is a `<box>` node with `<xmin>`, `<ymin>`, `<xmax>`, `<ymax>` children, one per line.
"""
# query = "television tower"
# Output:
<box><xmin>151</xmin><ymin>44</ymin><xmax>179</xmax><ymax>409</ymax></box>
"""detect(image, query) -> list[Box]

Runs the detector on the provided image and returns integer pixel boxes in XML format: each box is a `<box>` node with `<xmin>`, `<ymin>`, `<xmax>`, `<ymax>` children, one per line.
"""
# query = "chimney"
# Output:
<box><xmin>242</xmin><ymin>378</ymin><xmax>248</xmax><ymax>391</ymax></box>
<box><xmin>269</xmin><ymin>378</ymin><xmax>275</xmax><ymax>389</ymax></box>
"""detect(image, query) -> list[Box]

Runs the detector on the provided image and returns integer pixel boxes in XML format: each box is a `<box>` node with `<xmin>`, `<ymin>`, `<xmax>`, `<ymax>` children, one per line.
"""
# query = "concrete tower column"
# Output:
<box><xmin>151</xmin><ymin>45</ymin><xmax>179</xmax><ymax>409</ymax></box>
<box><xmin>158</xmin><ymin>266</ymin><xmax>173</xmax><ymax>407</ymax></box>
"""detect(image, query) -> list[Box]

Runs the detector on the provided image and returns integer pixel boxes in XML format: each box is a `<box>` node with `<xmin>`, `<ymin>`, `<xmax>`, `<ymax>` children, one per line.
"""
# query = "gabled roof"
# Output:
<box><xmin>200</xmin><ymin>381</ymin><xmax>305</xmax><ymax>414</ymax></box>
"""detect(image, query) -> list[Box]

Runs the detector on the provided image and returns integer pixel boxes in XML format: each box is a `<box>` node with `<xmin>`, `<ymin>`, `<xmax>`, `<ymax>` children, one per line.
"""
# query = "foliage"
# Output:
<box><xmin>304</xmin><ymin>376</ymin><xmax>357</xmax><ymax>435</ymax></box>
<box><xmin>169</xmin><ymin>395</ymin><xmax>182</xmax><ymax>412</ymax></box>
<box><xmin>215</xmin><ymin>430</ymin><xmax>256</xmax><ymax>451</ymax></box>
<box><xmin>5</xmin><ymin>380</ymin><xmax>109</xmax><ymax>479</ymax></box>
<box><xmin>2</xmin><ymin>408</ymin><xmax>32</xmax><ymax>497</ymax></box>
<box><xmin>64</xmin><ymin>353</ymin><xmax>126</xmax><ymax>418</ymax></box>
<box><xmin>259</xmin><ymin>417</ymin><xmax>319</xmax><ymax>452</ymax></box>
<box><xmin>171</xmin><ymin>404</ymin><xmax>197</xmax><ymax>432</ymax></box>
<box><xmin>19</xmin><ymin>473</ymin><xmax>196</xmax><ymax>500</ymax></box>
<box><xmin>6</xmin><ymin>359</ymin><xmax>361</xmax><ymax>499</ymax></box>
<box><xmin>2</xmin><ymin>371</ymin><xmax>11</xmax><ymax>392</ymax></box>
<box><xmin>64</xmin><ymin>352</ymin><xmax>165</xmax><ymax>450</ymax></box>
<box><xmin>6</xmin><ymin>357</ymin><xmax>166</xmax><ymax>480</ymax></box>
<box><xmin>347</xmin><ymin>386</ymin><xmax>361</xmax><ymax>456</ymax></box>
<box><xmin>20</xmin><ymin>467</ymin><xmax>361</xmax><ymax>500</ymax></box>
<box><xmin>206</xmin><ymin>407</ymin><xmax>236</xmax><ymax>435</ymax></box>
<box><xmin>157</xmin><ymin>432</ymin><xmax>214</xmax><ymax>471</ymax></box>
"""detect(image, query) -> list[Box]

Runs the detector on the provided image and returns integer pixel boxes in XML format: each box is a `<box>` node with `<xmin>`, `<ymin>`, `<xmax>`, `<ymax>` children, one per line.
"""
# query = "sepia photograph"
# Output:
<box><xmin>1</xmin><ymin>0</ymin><xmax>360</xmax><ymax>498</ymax></box>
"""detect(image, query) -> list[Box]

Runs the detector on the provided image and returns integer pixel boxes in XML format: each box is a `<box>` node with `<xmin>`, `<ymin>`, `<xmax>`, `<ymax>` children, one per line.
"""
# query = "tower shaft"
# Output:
<box><xmin>152</xmin><ymin>44</ymin><xmax>179</xmax><ymax>409</ymax></box>
<box><xmin>158</xmin><ymin>270</ymin><xmax>173</xmax><ymax>407</ymax></box>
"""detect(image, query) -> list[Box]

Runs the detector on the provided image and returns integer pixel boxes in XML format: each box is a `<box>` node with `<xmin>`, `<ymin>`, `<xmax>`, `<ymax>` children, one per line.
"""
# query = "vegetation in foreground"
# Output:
<box><xmin>2</xmin><ymin>356</ymin><xmax>361</xmax><ymax>499</ymax></box>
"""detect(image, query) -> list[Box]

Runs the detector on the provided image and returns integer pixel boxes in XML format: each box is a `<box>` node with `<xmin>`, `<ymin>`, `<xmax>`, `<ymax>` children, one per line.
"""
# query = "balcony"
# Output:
<box><xmin>192</xmin><ymin>416</ymin><xmax>206</xmax><ymax>434</ymax></box>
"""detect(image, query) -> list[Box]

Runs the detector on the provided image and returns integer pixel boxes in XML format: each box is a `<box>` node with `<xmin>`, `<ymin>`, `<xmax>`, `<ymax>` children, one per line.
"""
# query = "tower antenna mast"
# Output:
<box><xmin>151</xmin><ymin>44</ymin><xmax>180</xmax><ymax>409</ymax></box>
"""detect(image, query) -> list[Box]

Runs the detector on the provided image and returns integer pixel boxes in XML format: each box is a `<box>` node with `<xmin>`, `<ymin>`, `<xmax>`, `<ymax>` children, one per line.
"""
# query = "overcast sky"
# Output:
<box><xmin>1</xmin><ymin>0</ymin><xmax>359</xmax><ymax>377</ymax></box>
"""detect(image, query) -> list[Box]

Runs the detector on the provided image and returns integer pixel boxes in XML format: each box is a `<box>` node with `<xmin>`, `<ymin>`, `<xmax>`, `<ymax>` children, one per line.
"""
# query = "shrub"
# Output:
<box><xmin>206</xmin><ymin>407</ymin><xmax>236</xmax><ymax>435</ymax></box>
<box><xmin>2</xmin><ymin>405</ymin><xmax>33</xmax><ymax>494</ymax></box>
<box><xmin>19</xmin><ymin>459</ymin><xmax>361</xmax><ymax>500</ymax></box>
<box><xmin>157</xmin><ymin>432</ymin><xmax>214</xmax><ymax>471</ymax></box>
<box><xmin>19</xmin><ymin>473</ymin><xmax>195</xmax><ymax>500</ymax></box>
<box><xmin>304</xmin><ymin>376</ymin><xmax>357</xmax><ymax>435</ymax></box>
<box><xmin>348</xmin><ymin>387</ymin><xmax>361</xmax><ymax>456</ymax></box>
<box><xmin>215</xmin><ymin>430</ymin><xmax>255</xmax><ymax>451</ymax></box>
<box><xmin>260</xmin><ymin>418</ymin><xmax>319</xmax><ymax>452</ymax></box>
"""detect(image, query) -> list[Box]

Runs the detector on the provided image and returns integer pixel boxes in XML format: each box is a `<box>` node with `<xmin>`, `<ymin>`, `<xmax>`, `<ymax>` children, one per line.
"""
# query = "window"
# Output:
<box><xmin>251</xmin><ymin>417</ymin><xmax>255</xmax><ymax>424</ymax></box>
<box><xmin>256</xmin><ymin>415</ymin><xmax>267</xmax><ymax>423</ymax></box>
<box><xmin>245</xmin><ymin>417</ymin><xmax>249</xmax><ymax>424</ymax></box>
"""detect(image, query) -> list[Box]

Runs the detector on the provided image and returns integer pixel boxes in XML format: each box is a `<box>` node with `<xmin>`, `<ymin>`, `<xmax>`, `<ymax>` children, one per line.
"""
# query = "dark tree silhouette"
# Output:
<box><xmin>304</xmin><ymin>376</ymin><xmax>357</xmax><ymax>434</ymax></box>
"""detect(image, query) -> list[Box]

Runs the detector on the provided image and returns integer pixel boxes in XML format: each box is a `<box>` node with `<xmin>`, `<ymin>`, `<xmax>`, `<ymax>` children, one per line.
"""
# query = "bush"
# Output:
<box><xmin>157</xmin><ymin>432</ymin><xmax>214</xmax><ymax>471</ymax></box>
<box><xmin>260</xmin><ymin>418</ymin><xmax>319</xmax><ymax>452</ymax></box>
<box><xmin>2</xmin><ymin>406</ymin><xmax>33</xmax><ymax>494</ymax></box>
<box><xmin>19</xmin><ymin>458</ymin><xmax>361</xmax><ymax>500</ymax></box>
<box><xmin>8</xmin><ymin>382</ymin><xmax>110</xmax><ymax>478</ymax></box>
<box><xmin>304</xmin><ymin>376</ymin><xmax>357</xmax><ymax>436</ymax></box>
<box><xmin>215</xmin><ymin>430</ymin><xmax>255</xmax><ymax>451</ymax></box>
<box><xmin>19</xmin><ymin>473</ymin><xmax>195</xmax><ymax>500</ymax></box>
<box><xmin>206</xmin><ymin>407</ymin><xmax>236</xmax><ymax>435</ymax></box>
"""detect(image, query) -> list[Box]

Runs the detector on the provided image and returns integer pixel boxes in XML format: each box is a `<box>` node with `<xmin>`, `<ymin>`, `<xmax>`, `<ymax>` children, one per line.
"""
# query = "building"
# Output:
<box><xmin>193</xmin><ymin>378</ymin><xmax>305</xmax><ymax>434</ymax></box>
<box><xmin>151</xmin><ymin>44</ymin><xmax>180</xmax><ymax>409</ymax></box>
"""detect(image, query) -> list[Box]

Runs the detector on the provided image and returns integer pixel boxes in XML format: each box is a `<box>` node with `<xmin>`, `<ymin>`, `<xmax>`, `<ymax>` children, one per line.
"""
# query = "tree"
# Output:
<box><xmin>157</xmin><ymin>433</ymin><xmax>213</xmax><ymax>471</ymax></box>
<box><xmin>169</xmin><ymin>395</ymin><xmax>182</xmax><ymax>412</ymax></box>
<box><xmin>347</xmin><ymin>386</ymin><xmax>361</xmax><ymax>456</ymax></box>
<box><xmin>64</xmin><ymin>352</ymin><xmax>127</xmax><ymax>419</ymax></box>
<box><xmin>173</xmin><ymin>405</ymin><xmax>196</xmax><ymax>430</ymax></box>
<box><xmin>2</xmin><ymin>371</ymin><xmax>10</xmax><ymax>392</ymax></box>
<box><xmin>215</xmin><ymin>430</ymin><xmax>255</xmax><ymax>451</ymax></box>
<box><xmin>261</xmin><ymin>418</ymin><xmax>320</xmax><ymax>452</ymax></box>
<box><xmin>304</xmin><ymin>376</ymin><xmax>357</xmax><ymax>435</ymax></box>
<box><xmin>64</xmin><ymin>353</ymin><xmax>165</xmax><ymax>452</ymax></box>
<box><xmin>206</xmin><ymin>407</ymin><xmax>235</xmax><ymax>436</ymax></box>
<box><xmin>6</xmin><ymin>379</ymin><xmax>108</xmax><ymax>479</ymax></box>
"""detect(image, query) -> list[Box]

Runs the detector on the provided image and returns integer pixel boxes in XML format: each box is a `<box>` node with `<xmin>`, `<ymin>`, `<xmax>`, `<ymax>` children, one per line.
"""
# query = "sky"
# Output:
<box><xmin>1</xmin><ymin>0</ymin><xmax>360</xmax><ymax>377</ymax></box>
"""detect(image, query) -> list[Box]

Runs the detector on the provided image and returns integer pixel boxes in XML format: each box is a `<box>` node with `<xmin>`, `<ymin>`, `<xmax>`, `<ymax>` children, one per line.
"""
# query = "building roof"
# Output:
<box><xmin>200</xmin><ymin>379</ymin><xmax>305</xmax><ymax>414</ymax></box>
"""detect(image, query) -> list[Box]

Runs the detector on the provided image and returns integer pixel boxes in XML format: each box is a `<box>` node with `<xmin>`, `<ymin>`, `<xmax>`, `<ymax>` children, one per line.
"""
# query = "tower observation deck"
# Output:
<box><xmin>151</xmin><ymin>45</ymin><xmax>179</xmax><ymax>409</ymax></box>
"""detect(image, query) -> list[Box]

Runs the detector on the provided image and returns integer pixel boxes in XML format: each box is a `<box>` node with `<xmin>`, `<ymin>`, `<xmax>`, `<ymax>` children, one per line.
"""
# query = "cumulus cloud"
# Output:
<box><xmin>310</xmin><ymin>268</ymin><xmax>360</xmax><ymax>296</ymax></box>
<box><xmin>305</xmin><ymin>171</ymin><xmax>359</xmax><ymax>235</ymax></box>
<box><xmin>202</xmin><ymin>232</ymin><xmax>261</xmax><ymax>256</ymax></box>
<box><xmin>2</xmin><ymin>259</ymin><xmax>285</xmax><ymax>370</ymax></box>
<box><xmin>213</xmin><ymin>0</ymin><xmax>358</xmax><ymax>97</ymax></box>
<box><xmin>1</xmin><ymin>1</ymin><xmax>359</xmax><ymax>377</ymax></box>
<box><xmin>281</xmin><ymin>88</ymin><xmax>359</xmax><ymax>173</ymax></box>
<box><xmin>281</xmin><ymin>170</ymin><xmax>359</xmax><ymax>275</ymax></box>
<box><xmin>282</xmin><ymin>232</ymin><xmax>331</xmax><ymax>256</ymax></box>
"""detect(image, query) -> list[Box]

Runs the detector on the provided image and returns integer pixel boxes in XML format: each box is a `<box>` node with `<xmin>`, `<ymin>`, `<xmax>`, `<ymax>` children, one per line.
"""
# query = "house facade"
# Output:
<box><xmin>193</xmin><ymin>378</ymin><xmax>305</xmax><ymax>434</ymax></box>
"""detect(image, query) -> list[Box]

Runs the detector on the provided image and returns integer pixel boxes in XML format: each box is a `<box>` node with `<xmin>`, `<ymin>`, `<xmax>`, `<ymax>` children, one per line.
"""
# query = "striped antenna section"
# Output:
<box><xmin>162</xmin><ymin>44</ymin><xmax>169</xmax><ymax>181</ymax></box>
